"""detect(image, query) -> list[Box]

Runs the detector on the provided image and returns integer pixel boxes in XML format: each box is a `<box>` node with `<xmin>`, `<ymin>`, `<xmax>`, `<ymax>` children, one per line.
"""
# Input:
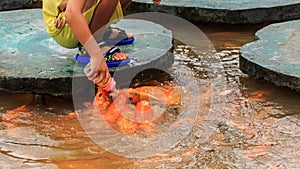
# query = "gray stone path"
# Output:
<box><xmin>0</xmin><ymin>0</ymin><xmax>41</xmax><ymax>11</ymax></box>
<box><xmin>129</xmin><ymin>0</ymin><xmax>300</xmax><ymax>24</ymax></box>
<box><xmin>0</xmin><ymin>9</ymin><xmax>173</xmax><ymax>96</ymax></box>
<box><xmin>240</xmin><ymin>20</ymin><xmax>300</xmax><ymax>92</ymax></box>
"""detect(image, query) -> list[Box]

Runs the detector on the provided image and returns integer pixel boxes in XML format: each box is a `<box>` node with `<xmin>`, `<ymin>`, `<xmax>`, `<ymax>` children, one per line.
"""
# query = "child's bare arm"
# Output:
<box><xmin>65</xmin><ymin>0</ymin><xmax>110</xmax><ymax>84</ymax></box>
<box><xmin>65</xmin><ymin>0</ymin><xmax>92</xmax><ymax>48</ymax></box>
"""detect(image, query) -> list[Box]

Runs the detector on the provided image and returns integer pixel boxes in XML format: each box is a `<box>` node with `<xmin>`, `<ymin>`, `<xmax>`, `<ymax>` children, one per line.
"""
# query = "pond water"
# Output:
<box><xmin>0</xmin><ymin>22</ymin><xmax>299</xmax><ymax>169</ymax></box>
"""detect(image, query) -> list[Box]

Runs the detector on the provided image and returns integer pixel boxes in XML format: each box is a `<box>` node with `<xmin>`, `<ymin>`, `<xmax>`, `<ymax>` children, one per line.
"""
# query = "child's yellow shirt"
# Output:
<box><xmin>42</xmin><ymin>0</ymin><xmax>123</xmax><ymax>48</ymax></box>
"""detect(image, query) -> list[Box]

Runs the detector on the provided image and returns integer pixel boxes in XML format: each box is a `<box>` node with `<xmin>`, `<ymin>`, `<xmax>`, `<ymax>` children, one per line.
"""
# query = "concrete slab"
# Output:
<box><xmin>0</xmin><ymin>0</ymin><xmax>41</xmax><ymax>11</ymax></box>
<box><xmin>128</xmin><ymin>0</ymin><xmax>300</xmax><ymax>24</ymax></box>
<box><xmin>3</xmin><ymin>0</ymin><xmax>300</xmax><ymax>24</ymax></box>
<box><xmin>0</xmin><ymin>9</ymin><xmax>173</xmax><ymax>96</ymax></box>
<box><xmin>240</xmin><ymin>20</ymin><xmax>300</xmax><ymax>92</ymax></box>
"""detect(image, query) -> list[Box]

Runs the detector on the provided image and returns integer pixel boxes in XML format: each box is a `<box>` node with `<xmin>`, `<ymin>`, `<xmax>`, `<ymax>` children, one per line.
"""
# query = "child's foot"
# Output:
<box><xmin>103</xmin><ymin>27</ymin><xmax>134</xmax><ymax>45</ymax></box>
<box><xmin>101</xmin><ymin>45</ymin><xmax>129</xmax><ymax>61</ymax></box>
<box><xmin>108</xmin><ymin>28</ymin><xmax>134</xmax><ymax>40</ymax></box>
<box><xmin>76</xmin><ymin>43</ymin><xmax>130</xmax><ymax>66</ymax></box>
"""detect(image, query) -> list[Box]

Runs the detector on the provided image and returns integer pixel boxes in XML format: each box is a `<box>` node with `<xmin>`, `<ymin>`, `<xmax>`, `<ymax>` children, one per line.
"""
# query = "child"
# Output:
<box><xmin>43</xmin><ymin>0</ymin><xmax>160</xmax><ymax>86</ymax></box>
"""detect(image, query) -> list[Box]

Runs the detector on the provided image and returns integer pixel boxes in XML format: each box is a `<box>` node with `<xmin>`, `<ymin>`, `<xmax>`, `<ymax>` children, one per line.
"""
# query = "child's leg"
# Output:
<box><xmin>120</xmin><ymin>0</ymin><xmax>132</xmax><ymax>10</ymax></box>
<box><xmin>89</xmin><ymin>0</ymin><xmax>119</xmax><ymax>40</ymax></box>
<box><xmin>89</xmin><ymin>0</ymin><xmax>129</xmax><ymax>61</ymax></box>
<box><xmin>90</xmin><ymin>0</ymin><xmax>132</xmax><ymax>42</ymax></box>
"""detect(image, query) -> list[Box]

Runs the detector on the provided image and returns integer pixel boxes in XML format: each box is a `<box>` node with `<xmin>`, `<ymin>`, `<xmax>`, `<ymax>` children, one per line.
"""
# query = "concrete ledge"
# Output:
<box><xmin>3</xmin><ymin>0</ymin><xmax>300</xmax><ymax>24</ymax></box>
<box><xmin>240</xmin><ymin>20</ymin><xmax>300</xmax><ymax>92</ymax></box>
<box><xmin>128</xmin><ymin>0</ymin><xmax>300</xmax><ymax>24</ymax></box>
<box><xmin>0</xmin><ymin>0</ymin><xmax>41</xmax><ymax>11</ymax></box>
<box><xmin>0</xmin><ymin>9</ymin><xmax>173</xmax><ymax>96</ymax></box>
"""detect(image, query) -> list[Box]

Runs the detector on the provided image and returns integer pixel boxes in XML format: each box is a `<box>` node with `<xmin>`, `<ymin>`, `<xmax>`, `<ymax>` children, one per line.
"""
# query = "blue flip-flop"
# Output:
<box><xmin>76</xmin><ymin>45</ymin><xmax>130</xmax><ymax>67</ymax></box>
<box><xmin>103</xmin><ymin>26</ymin><xmax>135</xmax><ymax>46</ymax></box>
<box><xmin>105</xmin><ymin>36</ymin><xmax>135</xmax><ymax>46</ymax></box>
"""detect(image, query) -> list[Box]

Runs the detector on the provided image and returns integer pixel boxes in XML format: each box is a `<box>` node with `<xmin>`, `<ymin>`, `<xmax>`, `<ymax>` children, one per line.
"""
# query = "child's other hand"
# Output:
<box><xmin>153</xmin><ymin>0</ymin><xmax>161</xmax><ymax>5</ymax></box>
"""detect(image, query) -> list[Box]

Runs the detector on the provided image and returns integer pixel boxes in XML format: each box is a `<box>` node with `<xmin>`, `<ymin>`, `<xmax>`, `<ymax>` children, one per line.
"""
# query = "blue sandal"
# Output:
<box><xmin>103</xmin><ymin>46</ymin><xmax>131</xmax><ymax>67</ymax></box>
<box><xmin>102</xmin><ymin>26</ymin><xmax>135</xmax><ymax>45</ymax></box>
<box><xmin>76</xmin><ymin>42</ymin><xmax>130</xmax><ymax>67</ymax></box>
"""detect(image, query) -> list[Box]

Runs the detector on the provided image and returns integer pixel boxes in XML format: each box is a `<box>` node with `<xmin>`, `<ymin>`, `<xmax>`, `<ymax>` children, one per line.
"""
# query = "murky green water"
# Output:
<box><xmin>0</xmin><ymin>23</ymin><xmax>299</xmax><ymax>169</ymax></box>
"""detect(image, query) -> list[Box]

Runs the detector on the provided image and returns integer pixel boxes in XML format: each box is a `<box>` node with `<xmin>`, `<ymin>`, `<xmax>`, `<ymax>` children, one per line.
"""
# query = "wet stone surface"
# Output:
<box><xmin>0</xmin><ymin>9</ymin><xmax>173</xmax><ymax>96</ymax></box>
<box><xmin>0</xmin><ymin>0</ymin><xmax>41</xmax><ymax>11</ymax></box>
<box><xmin>128</xmin><ymin>0</ymin><xmax>300</xmax><ymax>24</ymax></box>
<box><xmin>240</xmin><ymin>20</ymin><xmax>300</xmax><ymax>92</ymax></box>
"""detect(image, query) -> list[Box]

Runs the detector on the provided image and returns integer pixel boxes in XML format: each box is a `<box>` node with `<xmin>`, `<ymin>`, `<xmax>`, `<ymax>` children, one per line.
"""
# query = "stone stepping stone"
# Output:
<box><xmin>240</xmin><ymin>20</ymin><xmax>300</xmax><ymax>92</ymax></box>
<box><xmin>0</xmin><ymin>0</ymin><xmax>41</xmax><ymax>11</ymax></box>
<box><xmin>0</xmin><ymin>9</ymin><xmax>173</xmax><ymax>96</ymax></box>
<box><xmin>128</xmin><ymin>0</ymin><xmax>300</xmax><ymax>24</ymax></box>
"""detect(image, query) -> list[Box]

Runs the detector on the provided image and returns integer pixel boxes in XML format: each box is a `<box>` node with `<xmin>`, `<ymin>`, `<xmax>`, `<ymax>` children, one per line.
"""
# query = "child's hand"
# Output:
<box><xmin>153</xmin><ymin>0</ymin><xmax>161</xmax><ymax>5</ymax></box>
<box><xmin>87</xmin><ymin>56</ymin><xmax>111</xmax><ymax>86</ymax></box>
